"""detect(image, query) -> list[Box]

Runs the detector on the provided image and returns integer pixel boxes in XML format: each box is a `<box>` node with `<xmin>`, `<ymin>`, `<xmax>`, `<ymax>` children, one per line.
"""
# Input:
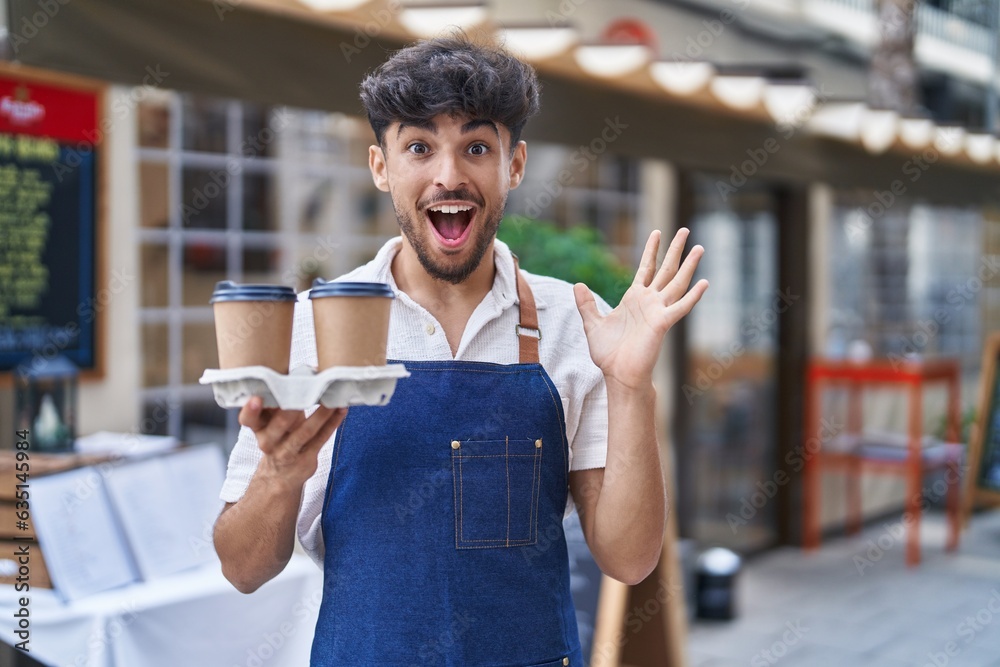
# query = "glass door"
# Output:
<box><xmin>676</xmin><ymin>174</ymin><xmax>782</xmax><ymax>554</ymax></box>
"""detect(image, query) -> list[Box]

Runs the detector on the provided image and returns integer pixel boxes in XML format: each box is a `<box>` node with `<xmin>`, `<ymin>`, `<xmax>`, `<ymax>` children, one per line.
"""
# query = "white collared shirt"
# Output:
<box><xmin>219</xmin><ymin>237</ymin><xmax>610</xmax><ymax>566</ymax></box>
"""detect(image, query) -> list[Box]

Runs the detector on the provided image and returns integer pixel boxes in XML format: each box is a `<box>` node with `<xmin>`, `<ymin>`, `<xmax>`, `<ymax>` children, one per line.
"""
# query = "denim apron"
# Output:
<box><xmin>310</xmin><ymin>258</ymin><xmax>584</xmax><ymax>667</ymax></box>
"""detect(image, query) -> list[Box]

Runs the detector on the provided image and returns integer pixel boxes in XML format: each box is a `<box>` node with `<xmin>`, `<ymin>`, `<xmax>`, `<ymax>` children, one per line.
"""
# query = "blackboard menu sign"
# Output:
<box><xmin>0</xmin><ymin>67</ymin><xmax>101</xmax><ymax>373</ymax></box>
<box><xmin>964</xmin><ymin>333</ymin><xmax>1000</xmax><ymax>516</ymax></box>
<box><xmin>976</xmin><ymin>369</ymin><xmax>1000</xmax><ymax>492</ymax></box>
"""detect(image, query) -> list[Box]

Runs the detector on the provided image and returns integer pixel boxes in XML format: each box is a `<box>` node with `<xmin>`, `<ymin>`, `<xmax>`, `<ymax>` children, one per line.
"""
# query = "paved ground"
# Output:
<box><xmin>686</xmin><ymin>508</ymin><xmax>1000</xmax><ymax>667</ymax></box>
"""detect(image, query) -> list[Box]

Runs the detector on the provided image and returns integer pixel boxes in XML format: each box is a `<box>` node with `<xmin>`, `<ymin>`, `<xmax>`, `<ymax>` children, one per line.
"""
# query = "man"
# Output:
<box><xmin>214</xmin><ymin>36</ymin><xmax>707</xmax><ymax>665</ymax></box>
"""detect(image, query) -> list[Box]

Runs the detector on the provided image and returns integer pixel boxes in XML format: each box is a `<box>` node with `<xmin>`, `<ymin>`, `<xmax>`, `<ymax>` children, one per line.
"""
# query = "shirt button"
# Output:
<box><xmin>425</xmin><ymin>323</ymin><xmax>435</xmax><ymax>335</ymax></box>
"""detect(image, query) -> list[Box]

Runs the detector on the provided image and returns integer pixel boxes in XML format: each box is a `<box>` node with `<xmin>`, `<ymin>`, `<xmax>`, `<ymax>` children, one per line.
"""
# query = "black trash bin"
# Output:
<box><xmin>695</xmin><ymin>547</ymin><xmax>741</xmax><ymax>620</ymax></box>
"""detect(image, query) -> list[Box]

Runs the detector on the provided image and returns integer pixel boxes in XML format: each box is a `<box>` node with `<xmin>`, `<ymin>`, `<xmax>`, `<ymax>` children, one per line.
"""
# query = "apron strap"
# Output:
<box><xmin>512</xmin><ymin>255</ymin><xmax>540</xmax><ymax>364</ymax></box>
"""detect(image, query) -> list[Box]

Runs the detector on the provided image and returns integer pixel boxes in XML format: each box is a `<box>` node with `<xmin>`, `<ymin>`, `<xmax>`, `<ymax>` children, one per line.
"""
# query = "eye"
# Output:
<box><xmin>407</xmin><ymin>142</ymin><xmax>429</xmax><ymax>155</ymax></box>
<box><xmin>468</xmin><ymin>143</ymin><xmax>489</xmax><ymax>156</ymax></box>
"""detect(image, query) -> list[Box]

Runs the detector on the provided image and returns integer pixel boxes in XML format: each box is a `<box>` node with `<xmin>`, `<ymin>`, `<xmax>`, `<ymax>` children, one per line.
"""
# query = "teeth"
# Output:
<box><xmin>429</xmin><ymin>204</ymin><xmax>473</xmax><ymax>214</ymax></box>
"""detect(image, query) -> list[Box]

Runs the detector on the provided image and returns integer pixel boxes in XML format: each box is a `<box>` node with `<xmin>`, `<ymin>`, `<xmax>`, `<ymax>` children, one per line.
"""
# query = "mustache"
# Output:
<box><xmin>419</xmin><ymin>189</ymin><xmax>484</xmax><ymax>209</ymax></box>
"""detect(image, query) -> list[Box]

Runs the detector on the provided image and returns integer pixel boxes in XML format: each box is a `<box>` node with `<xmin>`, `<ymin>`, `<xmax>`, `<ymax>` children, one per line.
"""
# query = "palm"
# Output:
<box><xmin>575</xmin><ymin>229</ymin><xmax>708</xmax><ymax>390</ymax></box>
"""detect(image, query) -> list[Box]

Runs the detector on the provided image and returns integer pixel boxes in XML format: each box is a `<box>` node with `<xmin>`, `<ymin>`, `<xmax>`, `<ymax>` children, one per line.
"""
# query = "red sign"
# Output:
<box><xmin>0</xmin><ymin>75</ymin><xmax>98</xmax><ymax>144</ymax></box>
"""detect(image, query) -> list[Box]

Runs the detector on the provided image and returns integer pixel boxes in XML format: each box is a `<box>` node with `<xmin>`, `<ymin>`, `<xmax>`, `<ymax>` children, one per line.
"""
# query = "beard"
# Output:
<box><xmin>391</xmin><ymin>188</ymin><xmax>506</xmax><ymax>285</ymax></box>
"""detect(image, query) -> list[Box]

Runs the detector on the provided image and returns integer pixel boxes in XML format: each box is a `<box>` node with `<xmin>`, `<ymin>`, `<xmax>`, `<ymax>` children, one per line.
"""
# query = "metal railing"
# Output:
<box><xmin>817</xmin><ymin>0</ymin><xmax>996</xmax><ymax>55</ymax></box>
<box><xmin>919</xmin><ymin>3</ymin><xmax>994</xmax><ymax>56</ymax></box>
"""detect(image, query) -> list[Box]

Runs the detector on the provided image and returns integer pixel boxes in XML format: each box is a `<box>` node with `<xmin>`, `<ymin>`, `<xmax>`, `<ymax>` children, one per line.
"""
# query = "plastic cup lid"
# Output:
<box><xmin>309</xmin><ymin>280</ymin><xmax>395</xmax><ymax>299</ymax></box>
<box><xmin>210</xmin><ymin>281</ymin><xmax>297</xmax><ymax>303</ymax></box>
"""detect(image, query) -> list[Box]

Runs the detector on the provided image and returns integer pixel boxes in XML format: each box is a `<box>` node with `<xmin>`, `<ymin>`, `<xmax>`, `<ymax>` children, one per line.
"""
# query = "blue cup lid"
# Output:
<box><xmin>210</xmin><ymin>281</ymin><xmax>297</xmax><ymax>303</ymax></box>
<box><xmin>309</xmin><ymin>279</ymin><xmax>395</xmax><ymax>299</ymax></box>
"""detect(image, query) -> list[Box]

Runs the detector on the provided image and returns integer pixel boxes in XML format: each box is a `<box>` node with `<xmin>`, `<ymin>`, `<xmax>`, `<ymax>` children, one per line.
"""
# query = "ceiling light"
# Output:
<box><xmin>860</xmin><ymin>109</ymin><xmax>898</xmax><ymax>154</ymax></box>
<box><xmin>649</xmin><ymin>61</ymin><xmax>715</xmax><ymax>96</ymax></box>
<box><xmin>573</xmin><ymin>44</ymin><xmax>652</xmax><ymax>78</ymax></box>
<box><xmin>898</xmin><ymin>117</ymin><xmax>935</xmax><ymax>149</ymax></box>
<box><xmin>934</xmin><ymin>126</ymin><xmax>966</xmax><ymax>157</ymax></box>
<box><xmin>762</xmin><ymin>82</ymin><xmax>817</xmax><ymax>126</ymax></box>
<box><xmin>398</xmin><ymin>3</ymin><xmax>489</xmax><ymax>38</ymax></box>
<box><xmin>710</xmin><ymin>75</ymin><xmax>767</xmax><ymax>110</ymax></box>
<box><xmin>965</xmin><ymin>133</ymin><xmax>996</xmax><ymax>164</ymax></box>
<box><xmin>296</xmin><ymin>0</ymin><xmax>372</xmax><ymax>10</ymax></box>
<box><xmin>806</xmin><ymin>101</ymin><xmax>867</xmax><ymax>140</ymax></box>
<box><xmin>499</xmin><ymin>25</ymin><xmax>578</xmax><ymax>61</ymax></box>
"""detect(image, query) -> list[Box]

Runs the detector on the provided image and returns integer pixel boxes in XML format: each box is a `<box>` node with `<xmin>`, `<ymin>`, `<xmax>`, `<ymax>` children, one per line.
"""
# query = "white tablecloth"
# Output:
<box><xmin>0</xmin><ymin>554</ymin><xmax>323</xmax><ymax>667</ymax></box>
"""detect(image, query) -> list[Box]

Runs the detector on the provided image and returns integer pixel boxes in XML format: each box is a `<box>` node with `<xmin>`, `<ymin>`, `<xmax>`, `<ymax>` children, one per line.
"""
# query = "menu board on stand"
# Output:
<box><xmin>0</xmin><ymin>63</ymin><xmax>104</xmax><ymax>377</ymax></box>
<box><xmin>963</xmin><ymin>332</ymin><xmax>1000</xmax><ymax>521</ymax></box>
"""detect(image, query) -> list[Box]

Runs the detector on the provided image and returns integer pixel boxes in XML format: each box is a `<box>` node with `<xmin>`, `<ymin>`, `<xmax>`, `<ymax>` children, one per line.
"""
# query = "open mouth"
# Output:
<box><xmin>426</xmin><ymin>203</ymin><xmax>476</xmax><ymax>248</ymax></box>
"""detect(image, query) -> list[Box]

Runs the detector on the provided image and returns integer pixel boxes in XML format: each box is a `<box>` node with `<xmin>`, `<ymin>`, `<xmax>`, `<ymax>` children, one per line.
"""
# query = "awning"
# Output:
<box><xmin>7</xmin><ymin>0</ymin><xmax>999</xmax><ymax>203</ymax></box>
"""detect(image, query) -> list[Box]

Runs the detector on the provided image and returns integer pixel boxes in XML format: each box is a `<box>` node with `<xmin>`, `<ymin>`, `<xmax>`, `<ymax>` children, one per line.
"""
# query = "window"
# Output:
<box><xmin>135</xmin><ymin>92</ymin><xmax>386</xmax><ymax>450</ymax></box>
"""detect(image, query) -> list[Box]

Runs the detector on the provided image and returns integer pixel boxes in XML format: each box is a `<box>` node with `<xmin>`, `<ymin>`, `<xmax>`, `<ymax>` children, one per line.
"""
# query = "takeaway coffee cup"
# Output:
<box><xmin>309</xmin><ymin>280</ymin><xmax>394</xmax><ymax>368</ymax></box>
<box><xmin>210</xmin><ymin>281</ymin><xmax>297</xmax><ymax>372</ymax></box>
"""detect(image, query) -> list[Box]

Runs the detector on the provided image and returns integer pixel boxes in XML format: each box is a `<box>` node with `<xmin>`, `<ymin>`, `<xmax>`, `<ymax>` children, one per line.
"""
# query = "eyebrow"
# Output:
<box><xmin>396</xmin><ymin>119</ymin><xmax>436</xmax><ymax>140</ymax></box>
<box><xmin>395</xmin><ymin>118</ymin><xmax>501</xmax><ymax>141</ymax></box>
<box><xmin>461</xmin><ymin>119</ymin><xmax>500</xmax><ymax>139</ymax></box>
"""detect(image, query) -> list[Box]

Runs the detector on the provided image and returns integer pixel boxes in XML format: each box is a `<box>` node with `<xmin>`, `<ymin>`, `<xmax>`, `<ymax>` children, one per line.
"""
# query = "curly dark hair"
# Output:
<box><xmin>359</xmin><ymin>35</ymin><xmax>541</xmax><ymax>152</ymax></box>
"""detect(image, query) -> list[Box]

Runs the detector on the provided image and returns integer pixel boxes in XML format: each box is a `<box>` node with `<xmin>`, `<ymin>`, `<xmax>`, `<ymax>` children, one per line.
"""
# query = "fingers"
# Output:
<box><xmin>239</xmin><ymin>396</ymin><xmax>347</xmax><ymax>452</ymax></box>
<box><xmin>238</xmin><ymin>396</ymin><xmax>267</xmax><ymax>430</ymax></box>
<box><xmin>664</xmin><ymin>243</ymin><xmax>705</xmax><ymax>301</ymax></box>
<box><xmin>651</xmin><ymin>228</ymin><xmax>691</xmax><ymax>291</ymax></box>
<box><xmin>301</xmin><ymin>408</ymin><xmax>347</xmax><ymax>456</ymax></box>
<box><xmin>239</xmin><ymin>397</ymin><xmax>302</xmax><ymax>438</ymax></box>
<box><xmin>633</xmin><ymin>230</ymin><xmax>661</xmax><ymax>287</ymax></box>
<box><xmin>667</xmin><ymin>278</ymin><xmax>710</xmax><ymax>322</ymax></box>
<box><xmin>285</xmin><ymin>405</ymin><xmax>341</xmax><ymax>454</ymax></box>
<box><xmin>574</xmin><ymin>283</ymin><xmax>600</xmax><ymax>332</ymax></box>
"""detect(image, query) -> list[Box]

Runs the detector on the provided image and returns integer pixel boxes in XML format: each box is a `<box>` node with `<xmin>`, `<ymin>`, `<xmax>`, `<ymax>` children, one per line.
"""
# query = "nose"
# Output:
<box><xmin>432</xmin><ymin>151</ymin><xmax>468</xmax><ymax>191</ymax></box>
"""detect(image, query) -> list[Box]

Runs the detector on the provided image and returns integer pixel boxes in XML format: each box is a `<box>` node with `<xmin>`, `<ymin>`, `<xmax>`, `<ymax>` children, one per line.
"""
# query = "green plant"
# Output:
<box><xmin>498</xmin><ymin>215</ymin><xmax>633</xmax><ymax>306</ymax></box>
<box><xmin>932</xmin><ymin>406</ymin><xmax>978</xmax><ymax>444</ymax></box>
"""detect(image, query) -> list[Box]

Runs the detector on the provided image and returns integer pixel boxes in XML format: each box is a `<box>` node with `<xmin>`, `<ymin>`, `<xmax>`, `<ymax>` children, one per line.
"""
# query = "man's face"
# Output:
<box><xmin>369</xmin><ymin>113</ymin><xmax>527</xmax><ymax>284</ymax></box>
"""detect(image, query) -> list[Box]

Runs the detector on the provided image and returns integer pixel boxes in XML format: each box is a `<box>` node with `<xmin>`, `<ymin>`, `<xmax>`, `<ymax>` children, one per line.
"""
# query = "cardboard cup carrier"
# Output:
<box><xmin>210</xmin><ymin>281</ymin><xmax>296</xmax><ymax>372</ymax></box>
<box><xmin>309</xmin><ymin>280</ymin><xmax>394</xmax><ymax>368</ymax></box>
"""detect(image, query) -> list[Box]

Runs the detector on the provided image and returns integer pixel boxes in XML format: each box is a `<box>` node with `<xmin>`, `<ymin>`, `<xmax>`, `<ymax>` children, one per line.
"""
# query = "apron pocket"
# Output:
<box><xmin>452</xmin><ymin>437</ymin><xmax>542</xmax><ymax>549</ymax></box>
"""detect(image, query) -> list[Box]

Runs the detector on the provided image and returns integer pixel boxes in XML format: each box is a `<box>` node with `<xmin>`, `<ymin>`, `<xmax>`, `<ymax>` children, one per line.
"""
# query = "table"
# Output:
<box><xmin>802</xmin><ymin>358</ymin><xmax>962</xmax><ymax>566</ymax></box>
<box><xmin>0</xmin><ymin>554</ymin><xmax>323</xmax><ymax>667</ymax></box>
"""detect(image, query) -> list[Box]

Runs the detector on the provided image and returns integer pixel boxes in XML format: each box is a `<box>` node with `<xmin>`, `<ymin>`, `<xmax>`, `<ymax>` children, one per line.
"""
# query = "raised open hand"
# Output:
<box><xmin>574</xmin><ymin>228</ymin><xmax>708</xmax><ymax>391</ymax></box>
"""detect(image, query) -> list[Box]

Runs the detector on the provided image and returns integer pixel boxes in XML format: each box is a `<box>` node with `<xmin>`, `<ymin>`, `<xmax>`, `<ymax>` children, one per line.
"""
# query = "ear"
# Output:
<box><xmin>369</xmin><ymin>144</ymin><xmax>390</xmax><ymax>192</ymax></box>
<box><xmin>508</xmin><ymin>140</ymin><xmax>527</xmax><ymax>190</ymax></box>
